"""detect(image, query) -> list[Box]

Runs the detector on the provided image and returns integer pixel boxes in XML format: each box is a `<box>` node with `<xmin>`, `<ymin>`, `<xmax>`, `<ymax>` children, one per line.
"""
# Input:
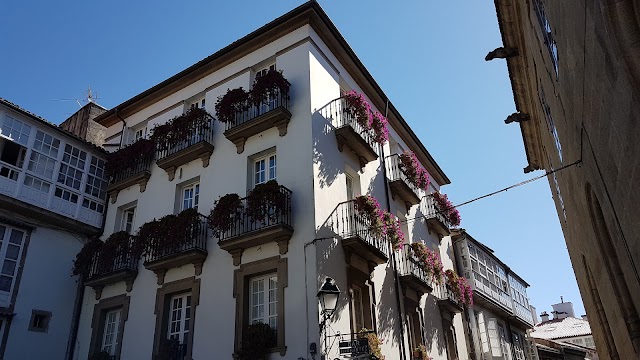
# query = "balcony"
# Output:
<box><xmin>85</xmin><ymin>248</ymin><xmax>138</xmax><ymax>300</ymax></box>
<box><xmin>329</xmin><ymin>200</ymin><xmax>389</xmax><ymax>271</ymax></box>
<box><xmin>385</xmin><ymin>154</ymin><xmax>421</xmax><ymax>207</ymax></box>
<box><xmin>218</xmin><ymin>185</ymin><xmax>293</xmax><ymax>266</ymax></box>
<box><xmin>223</xmin><ymin>89</ymin><xmax>291</xmax><ymax>154</ymax></box>
<box><xmin>321</xmin><ymin>98</ymin><xmax>379</xmax><ymax>169</ymax></box>
<box><xmin>156</xmin><ymin>119</ymin><xmax>215</xmax><ymax>181</ymax></box>
<box><xmin>434</xmin><ymin>284</ymin><xmax>464</xmax><ymax>313</ymax></box>
<box><xmin>107</xmin><ymin>144</ymin><xmax>153</xmax><ymax>204</ymax></box>
<box><xmin>0</xmin><ymin>160</ymin><xmax>20</xmax><ymax>197</ymax></box>
<box><xmin>397</xmin><ymin>247</ymin><xmax>433</xmax><ymax>295</ymax></box>
<box><xmin>143</xmin><ymin>213</ymin><xmax>208</xmax><ymax>284</ymax></box>
<box><xmin>423</xmin><ymin>194</ymin><xmax>452</xmax><ymax>237</ymax></box>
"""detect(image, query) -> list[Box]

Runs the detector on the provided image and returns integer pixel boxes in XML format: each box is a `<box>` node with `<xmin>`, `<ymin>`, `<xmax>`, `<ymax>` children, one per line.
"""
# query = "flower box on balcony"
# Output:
<box><xmin>397</xmin><ymin>246</ymin><xmax>434</xmax><ymax>295</ymax></box>
<box><xmin>386</xmin><ymin>154</ymin><xmax>422</xmax><ymax>207</ymax></box>
<box><xmin>215</xmin><ymin>182</ymin><xmax>293</xmax><ymax>266</ymax></box>
<box><xmin>106</xmin><ymin>139</ymin><xmax>154</xmax><ymax>203</ymax></box>
<box><xmin>435</xmin><ymin>284</ymin><xmax>464</xmax><ymax>313</ymax></box>
<box><xmin>329</xmin><ymin>199</ymin><xmax>389</xmax><ymax>271</ymax></box>
<box><xmin>139</xmin><ymin>209</ymin><xmax>209</xmax><ymax>284</ymax></box>
<box><xmin>328</xmin><ymin>97</ymin><xmax>379</xmax><ymax>169</ymax></box>
<box><xmin>423</xmin><ymin>193</ymin><xmax>457</xmax><ymax>237</ymax></box>
<box><xmin>218</xmin><ymin>71</ymin><xmax>292</xmax><ymax>154</ymax></box>
<box><xmin>153</xmin><ymin>108</ymin><xmax>215</xmax><ymax>181</ymax></box>
<box><xmin>76</xmin><ymin>232</ymin><xmax>139</xmax><ymax>299</ymax></box>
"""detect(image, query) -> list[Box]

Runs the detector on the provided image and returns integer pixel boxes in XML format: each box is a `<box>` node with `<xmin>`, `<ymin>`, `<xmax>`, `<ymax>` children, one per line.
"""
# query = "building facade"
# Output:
<box><xmin>492</xmin><ymin>1</ymin><xmax>640</xmax><ymax>359</ymax></box>
<box><xmin>0</xmin><ymin>99</ymin><xmax>108</xmax><ymax>359</ymax></box>
<box><xmin>446</xmin><ymin>231</ymin><xmax>536</xmax><ymax>360</ymax></box>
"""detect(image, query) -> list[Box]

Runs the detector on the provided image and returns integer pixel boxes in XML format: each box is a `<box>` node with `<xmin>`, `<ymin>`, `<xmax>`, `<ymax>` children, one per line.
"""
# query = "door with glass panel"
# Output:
<box><xmin>250</xmin><ymin>274</ymin><xmax>278</xmax><ymax>332</ymax></box>
<box><xmin>0</xmin><ymin>225</ymin><xmax>26</xmax><ymax>307</ymax></box>
<box><xmin>167</xmin><ymin>293</ymin><xmax>191</xmax><ymax>360</ymax></box>
<box><xmin>101</xmin><ymin>309</ymin><xmax>122</xmax><ymax>356</ymax></box>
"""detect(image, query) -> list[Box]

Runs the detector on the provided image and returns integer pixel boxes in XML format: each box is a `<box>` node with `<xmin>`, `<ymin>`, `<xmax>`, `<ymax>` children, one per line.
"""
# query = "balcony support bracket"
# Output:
<box><xmin>93</xmin><ymin>285</ymin><xmax>104</xmax><ymax>301</ymax></box>
<box><xmin>107</xmin><ymin>171</ymin><xmax>151</xmax><ymax>203</ymax></box>
<box><xmin>154</xmin><ymin>269</ymin><xmax>167</xmax><ymax>285</ymax></box>
<box><xmin>125</xmin><ymin>279</ymin><xmax>134</xmax><ymax>292</ymax></box>
<box><xmin>233</xmin><ymin>138</ymin><xmax>247</xmax><ymax>154</ymax></box>
<box><xmin>229</xmin><ymin>248</ymin><xmax>244</xmax><ymax>266</ymax></box>
<box><xmin>276</xmin><ymin>236</ymin><xmax>290</xmax><ymax>255</ymax></box>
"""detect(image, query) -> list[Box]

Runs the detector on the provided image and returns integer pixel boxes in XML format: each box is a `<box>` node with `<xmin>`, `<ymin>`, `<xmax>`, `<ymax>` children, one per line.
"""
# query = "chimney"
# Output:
<box><xmin>551</xmin><ymin>300</ymin><xmax>575</xmax><ymax>319</ymax></box>
<box><xmin>540</xmin><ymin>311</ymin><xmax>550</xmax><ymax>322</ymax></box>
<box><xmin>59</xmin><ymin>102</ymin><xmax>107</xmax><ymax>147</ymax></box>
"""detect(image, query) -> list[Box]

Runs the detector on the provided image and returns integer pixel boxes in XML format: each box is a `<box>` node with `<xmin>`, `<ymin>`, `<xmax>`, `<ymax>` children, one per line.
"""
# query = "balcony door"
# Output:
<box><xmin>101</xmin><ymin>308</ymin><xmax>122</xmax><ymax>356</ymax></box>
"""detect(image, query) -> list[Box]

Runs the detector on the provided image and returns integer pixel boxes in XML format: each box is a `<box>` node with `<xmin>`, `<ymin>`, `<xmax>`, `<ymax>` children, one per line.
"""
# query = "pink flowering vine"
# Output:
<box><xmin>410</xmin><ymin>242</ymin><xmax>444</xmax><ymax>284</ymax></box>
<box><xmin>444</xmin><ymin>269</ymin><xmax>473</xmax><ymax>306</ymax></box>
<box><xmin>353</xmin><ymin>195</ymin><xmax>404</xmax><ymax>251</ymax></box>
<box><xmin>343</xmin><ymin>90</ymin><xmax>389</xmax><ymax>146</ymax></box>
<box><xmin>398</xmin><ymin>150</ymin><xmax>430</xmax><ymax>190</ymax></box>
<box><xmin>432</xmin><ymin>192</ymin><xmax>461</xmax><ymax>227</ymax></box>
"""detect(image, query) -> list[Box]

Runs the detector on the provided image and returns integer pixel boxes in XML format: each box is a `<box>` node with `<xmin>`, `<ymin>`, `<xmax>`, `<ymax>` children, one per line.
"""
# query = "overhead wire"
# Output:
<box><xmin>399</xmin><ymin>159</ymin><xmax>581</xmax><ymax>225</ymax></box>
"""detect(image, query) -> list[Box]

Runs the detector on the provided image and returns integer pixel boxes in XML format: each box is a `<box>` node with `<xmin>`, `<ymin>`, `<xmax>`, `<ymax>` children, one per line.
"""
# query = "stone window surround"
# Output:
<box><xmin>152</xmin><ymin>277</ymin><xmax>201</xmax><ymax>360</ymax></box>
<box><xmin>233</xmin><ymin>256</ymin><xmax>287</xmax><ymax>356</ymax></box>
<box><xmin>88</xmin><ymin>295</ymin><xmax>131</xmax><ymax>359</ymax></box>
<box><xmin>28</xmin><ymin>309</ymin><xmax>52</xmax><ymax>333</ymax></box>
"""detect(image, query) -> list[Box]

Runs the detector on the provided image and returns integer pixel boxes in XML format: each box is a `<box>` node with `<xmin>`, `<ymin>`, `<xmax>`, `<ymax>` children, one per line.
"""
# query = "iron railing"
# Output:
<box><xmin>224</xmin><ymin>88</ymin><xmax>290</xmax><ymax>132</ymax></box>
<box><xmin>87</xmin><ymin>246</ymin><xmax>138</xmax><ymax>280</ymax></box>
<box><xmin>328</xmin><ymin>200</ymin><xmax>389</xmax><ymax>258</ymax></box>
<box><xmin>423</xmin><ymin>194</ymin><xmax>452</xmax><ymax>228</ymax></box>
<box><xmin>434</xmin><ymin>283</ymin><xmax>463</xmax><ymax>309</ymax></box>
<box><xmin>319</xmin><ymin>97</ymin><xmax>379</xmax><ymax>153</ymax></box>
<box><xmin>169</xmin><ymin>343</ymin><xmax>187</xmax><ymax>360</ymax></box>
<box><xmin>385</xmin><ymin>154</ymin><xmax>421</xmax><ymax>195</ymax></box>
<box><xmin>144</xmin><ymin>214</ymin><xmax>208</xmax><ymax>264</ymax></box>
<box><xmin>156</xmin><ymin>119</ymin><xmax>215</xmax><ymax>160</ymax></box>
<box><xmin>108</xmin><ymin>153</ymin><xmax>153</xmax><ymax>185</ymax></box>
<box><xmin>218</xmin><ymin>186</ymin><xmax>293</xmax><ymax>241</ymax></box>
<box><xmin>397</xmin><ymin>246</ymin><xmax>433</xmax><ymax>287</ymax></box>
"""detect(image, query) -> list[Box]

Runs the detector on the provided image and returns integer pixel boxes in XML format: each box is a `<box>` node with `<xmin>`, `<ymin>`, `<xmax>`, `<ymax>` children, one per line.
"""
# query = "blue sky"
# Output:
<box><xmin>0</xmin><ymin>1</ymin><xmax>584</xmax><ymax>316</ymax></box>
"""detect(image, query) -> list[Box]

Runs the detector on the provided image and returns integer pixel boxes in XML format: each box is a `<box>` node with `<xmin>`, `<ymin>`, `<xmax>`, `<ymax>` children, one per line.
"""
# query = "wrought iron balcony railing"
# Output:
<box><xmin>108</xmin><ymin>153</ymin><xmax>153</xmax><ymax>185</ymax></box>
<box><xmin>397</xmin><ymin>246</ymin><xmax>433</xmax><ymax>294</ymax></box>
<box><xmin>385</xmin><ymin>154</ymin><xmax>421</xmax><ymax>206</ymax></box>
<box><xmin>144</xmin><ymin>214</ymin><xmax>208</xmax><ymax>264</ymax></box>
<box><xmin>423</xmin><ymin>194</ymin><xmax>452</xmax><ymax>236</ymax></box>
<box><xmin>155</xmin><ymin>119</ymin><xmax>215</xmax><ymax>161</ymax></box>
<box><xmin>434</xmin><ymin>283</ymin><xmax>464</xmax><ymax>313</ymax></box>
<box><xmin>328</xmin><ymin>200</ymin><xmax>389</xmax><ymax>267</ymax></box>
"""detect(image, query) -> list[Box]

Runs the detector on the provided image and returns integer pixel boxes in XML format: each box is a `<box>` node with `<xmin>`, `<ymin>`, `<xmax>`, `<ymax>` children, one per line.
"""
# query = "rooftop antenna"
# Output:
<box><xmin>51</xmin><ymin>86</ymin><xmax>101</xmax><ymax>108</ymax></box>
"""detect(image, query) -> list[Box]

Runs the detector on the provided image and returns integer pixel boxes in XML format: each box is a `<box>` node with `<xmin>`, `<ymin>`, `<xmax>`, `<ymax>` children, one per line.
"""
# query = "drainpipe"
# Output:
<box><xmin>380</xmin><ymin>99</ymin><xmax>407</xmax><ymax>360</ymax></box>
<box><xmin>66</xmin><ymin>273</ymin><xmax>85</xmax><ymax>360</ymax></box>
<box><xmin>115</xmin><ymin>108</ymin><xmax>127</xmax><ymax>150</ymax></box>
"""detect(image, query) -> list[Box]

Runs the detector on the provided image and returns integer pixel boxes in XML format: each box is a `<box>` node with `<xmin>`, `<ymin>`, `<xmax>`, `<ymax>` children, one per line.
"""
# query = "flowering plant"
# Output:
<box><xmin>432</xmin><ymin>192</ymin><xmax>461</xmax><ymax>227</ymax></box>
<box><xmin>237</xmin><ymin>322</ymin><xmax>277</xmax><ymax>360</ymax></box>
<box><xmin>412</xmin><ymin>345</ymin><xmax>432</xmax><ymax>360</ymax></box>
<box><xmin>250</xmin><ymin>69</ymin><xmax>290</xmax><ymax>106</ymax></box>
<box><xmin>410</xmin><ymin>242</ymin><xmax>443</xmax><ymax>284</ymax></box>
<box><xmin>72</xmin><ymin>238</ymin><xmax>103</xmax><ymax>277</ymax></box>
<box><xmin>342</xmin><ymin>90</ymin><xmax>389</xmax><ymax>146</ymax></box>
<box><xmin>151</xmin><ymin>107</ymin><xmax>213</xmax><ymax>150</ymax></box>
<box><xmin>354</xmin><ymin>195</ymin><xmax>384</xmax><ymax>237</ymax></box>
<box><xmin>209</xmin><ymin>193</ymin><xmax>242</xmax><ymax>236</ymax></box>
<box><xmin>399</xmin><ymin>151</ymin><xmax>430</xmax><ymax>190</ymax></box>
<box><xmin>381</xmin><ymin>211</ymin><xmax>405</xmax><ymax>251</ymax></box>
<box><xmin>135</xmin><ymin>208</ymin><xmax>202</xmax><ymax>257</ymax></box>
<box><xmin>96</xmin><ymin>231</ymin><xmax>135</xmax><ymax>273</ymax></box>
<box><xmin>444</xmin><ymin>269</ymin><xmax>473</xmax><ymax>306</ymax></box>
<box><xmin>359</xmin><ymin>329</ymin><xmax>385</xmax><ymax>360</ymax></box>
<box><xmin>370</xmin><ymin>111</ymin><xmax>389</xmax><ymax>145</ymax></box>
<box><xmin>106</xmin><ymin>138</ymin><xmax>155</xmax><ymax>178</ymax></box>
<box><xmin>246</xmin><ymin>180</ymin><xmax>287</xmax><ymax>224</ymax></box>
<box><xmin>214</xmin><ymin>87</ymin><xmax>250</xmax><ymax>123</ymax></box>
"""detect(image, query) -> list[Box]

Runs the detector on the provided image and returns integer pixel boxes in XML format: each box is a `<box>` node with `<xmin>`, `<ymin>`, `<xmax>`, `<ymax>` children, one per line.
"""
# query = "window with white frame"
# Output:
<box><xmin>181</xmin><ymin>183</ymin><xmax>200</xmax><ymax>211</ymax></box>
<box><xmin>82</xmin><ymin>198</ymin><xmax>104</xmax><ymax>214</ymax></box>
<box><xmin>134</xmin><ymin>127</ymin><xmax>147</xmax><ymax>142</ymax></box>
<box><xmin>58</xmin><ymin>144</ymin><xmax>87</xmax><ymax>190</ymax></box>
<box><xmin>54</xmin><ymin>187</ymin><xmax>79</xmax><ymax>205</ymax></box>
<box><xmin>497</xmin><ymin>323</ymin><xmax>511</xmax><ymax>360</ymax></box>
<box><xmin>121</xmin><ymin>207</ymin><xmax>136</xmax><ymax>234</ymax></box>
<box><xmin>33</xmin><ymin>130</ymin><xmax>60</xmax><ymax>158</ymax></box>
<box><xmin>85</xmin><ymin>156</ymin><xmax>107</xmax><ymax>200</ymax></box>
<box><xmin>352</xmin><ymin>285</ymin><xmax>365</xmax><ymax>332</ymax></box>
<box><xmin>23</xmin><ymin>175</ymin><xmax>50</xmax><ymax>193</ymax></box>
<box><xmin>27</xmin><ymin>151</ymin><xmax>56</xmax><ymax>180</ymax></box>
<box><xmin>255</xmin><ymin>63</ymin><xmax>276</xmax><ymax>80</ymax></box>
<box><xmin>346</xmin><ymin>174</ymin><xmax>354</xmax><ymax>200</ymax></box>
<box><xmin>190</xmin><ymin>98</ymin><xmax>206</xmax><ymax>110</ymax></box>
<box><xmin>254</xmin><ymin>153</ymin><xmax>276</xmax><ymax>186</ymax></box>
<box><xmin>168</xmin><ymin>293</ymin><xmax>192</xmax><ymax>345</ymax></box>
<box><xmin>0</xmin><ymin>225</ymin><xmax>26</xmax><ymax>296</ymax></box>
<box><xmin>1</xmin><ymin>116</ymin><xmax>31</xmax><ymax>146</ymax></box>
<box><xmin>512</xmin><ymin>331</ymin><xmax>526</xmax><ymax>360</ymax></box>
<box><xmin>101</xmin><ymin>308</ymin><xmax>122</xmax><ymax>355</ymax></box>
<box><xmin>249</xmin><ymin>274</ymin><xmax>277</xmax><ymax>329</ymax></box>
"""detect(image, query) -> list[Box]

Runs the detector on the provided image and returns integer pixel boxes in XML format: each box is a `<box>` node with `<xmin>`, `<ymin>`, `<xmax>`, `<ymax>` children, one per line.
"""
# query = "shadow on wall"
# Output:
<box><xmin>312</xmin><ymin>101</ymin><xmax>342</xmax><ymax>189</ymax></box>
<box><xmin>422</xmin><ymin>294</ymin><xmax>447</xmax><ymax>356</ymax></box>
<box><xmin>411</xmin><ymin>205</ymin><xmax>428</xmax><ymax>243</ymax></box>
<box><xmin>366</xmin><ymin>163</ymin><xmax>385</xmax><ymax>198</ymax></box>
<box><xmin>376</xmin><ymin>265</ymin><xmax>402</xmax><ymax>352</ymax></box>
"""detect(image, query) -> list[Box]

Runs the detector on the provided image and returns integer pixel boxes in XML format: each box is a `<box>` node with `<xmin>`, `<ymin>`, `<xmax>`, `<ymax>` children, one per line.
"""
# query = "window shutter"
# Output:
<box><xmin>487</xmin><ymin>318</ymin><xmax>502</xmax><ymax>357</ymax></box>
<box><xmin>477</xmin><ymin>313</ymin><xmax>490</xmax><ymax>354</ymax></box>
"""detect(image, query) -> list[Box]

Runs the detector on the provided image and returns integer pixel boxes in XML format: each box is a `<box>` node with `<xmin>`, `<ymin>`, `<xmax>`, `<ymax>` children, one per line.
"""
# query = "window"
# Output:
<box><xmin>497</xmin><ymin>323</ymin><xmax>511</xmax><ymax>360</ymax></box>
<box><xmin>534</xmin><ymin>0</ymin><xmax>559</xmax><ymax>77</ymax></box>
<box><xmin>181</xmin><ymin>183</ymin><xmax>200</xmax><ymax>211</ymax></box>
<box><xmin>233</xmin><ymin>257</ymin><xmax>287</xmax><ymax>355</ymax></box>
<box><xmin>121</xmin><ymin>207</ymin><xmax>136</xmax><ymax>234</ymax></box>
<box><xmin>85</xmin><ymin>156</ymin><xmax>107</xmax><ymax>200</ymax></box>
<box><xmin>62</xmin><ymin>144</ymin><xmax>87</xmax><ymax>169</ymax></box>
<box><xmin>249</xmin><ymin>274</ymin><xmax>277</xmax><ymax>329</ymax></box>
<box><xmin>540</xmin><ymin>89</ymin><xmax>562</xmax><ymax>163</ymax></box>
<box><xmin>351</xmin><ymin>285</ymin><xmax>364</xmax><ymax>332</ymax></box>
<box><xmin>190</xmin><ymin>98</ymin><xmax>206</xmax><ymax>110</ymax></box>
<box><xmin>255</xmin><ymin>63</ymin><xmax>276</xmax><ymax>80</ymax></box>
<box><xmin>346</xmin><ymin>174</ymin><xmax>354</xmax><ymax>200</ymax></box>
<box><xmin>33</xmin><ymin>130</ymin><xmax>60</xmax><ymax>158</ymax></box>
<box><xmin>27</xmin><ymin>151</ymin><xmax>56</xmax><ymax>179</ymax></box>
<box><xmin>28</xmin><ymin>310</ymin><xmax>51</xmax><ymax>333</ymax></box>
<box><xmin>0</xmin><ymin>138</ymin><xmax>27</xmax><ymax>171</ymax></box>
<box><xmin>1</xmin><ymin>116</ymin><xmax>31</xmax><ymax>145</ymax></box>
<box><xmin>23</xmin><ymin>175</ymin><xmax>50</xmax><ymax>193</ymax></box>
<box><xmin>254</xmin><ymin>154</ymin><xmax>276</xmax><ymax>186</ymax></box>
<box><xmin>82</xmin><ymin>198</ymin><xmax>105</xmax><ymax>214</ymax></box>
<box><xmin>134</xmin><ymin>127</ymin><xmax>147</xmax><ymax>141</ymax></box>
<box><xmin>54</xmin><ymin>187</ymin><xmax>79</xmax><ymax>204</ymax></box>
<box><xmin>0</xmin><ymin>225</ymin><xmax>26</xmax><ymax>296</ymax></box>
<box><xmin>512</xmin><ymin>331</ymin><xmax>526</xmax><ymax>360</ymax></box>
<box><xmin>101</xmin><ymin>309</ymin><xmax>121</xmax><ymax>355</ymax></box>
<box><xmin>57</xmin><ymin>164</ymin><xmax>84</xmax><ymax>190</ymax></box>
<box><xmin>168</xmin><ymin>293</ymin><xmax>192</xmax><ymax>345</ymax></box>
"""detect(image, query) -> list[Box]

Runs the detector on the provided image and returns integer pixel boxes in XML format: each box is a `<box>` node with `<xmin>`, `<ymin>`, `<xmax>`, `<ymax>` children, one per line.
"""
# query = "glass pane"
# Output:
<box><xmin>9</xmin><ymin>229</ymin><xmax>23</xmax><ymax>245</ymax></box>
<box><xmin>5</xmin><ymin>245</ymin><xmax>19</xmax><ymax>260</ymax></box>
<box><xmin>0</xmin><ymin>276</ymin><xmax>11</xmax><ymax>291</ymax></box>
<box><xmin>1</xmin><ymin>261</ymin><xmax>16</xmax><ymax>276</ymax></box>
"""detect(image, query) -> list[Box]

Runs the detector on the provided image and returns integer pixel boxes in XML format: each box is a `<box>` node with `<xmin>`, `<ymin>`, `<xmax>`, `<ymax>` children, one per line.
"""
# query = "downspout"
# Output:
<box><xmin>380</xmin><ymin>99</ymin><xmax>407</xmax><ymax>360</ymax></box>
<box><xmin>115</xmin><ymin>108</ymin><xmax>127</xmax><ymax>150</ymax></box>
<box><xmin>66</xmin><ymin>274</ymin><xmax>85</xmax><ymax>360</ymax></box>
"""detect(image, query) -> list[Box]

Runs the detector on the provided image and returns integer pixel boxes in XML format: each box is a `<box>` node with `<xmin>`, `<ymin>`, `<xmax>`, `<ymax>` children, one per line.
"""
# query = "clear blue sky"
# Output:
<box><xmin>0</xmin><ymin>1</ymin><xmax>584</xmax><ymax>316</ymax></box>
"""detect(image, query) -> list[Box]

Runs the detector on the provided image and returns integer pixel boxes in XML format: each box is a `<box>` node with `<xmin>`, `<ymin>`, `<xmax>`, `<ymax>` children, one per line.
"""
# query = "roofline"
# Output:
<box><xmin>94</xmin><ymin>1</ymin><xmax>451</xmax><ymax>185</ymax></box>
<box><xmin>0</xmin><ymin>98</ymin><xmax>106</xmax><ymax>154</ymax></box>
<box><xmin>454</xmin><ymin>229</ymin><xmax>531</xmax><ymax>286</ymax></box>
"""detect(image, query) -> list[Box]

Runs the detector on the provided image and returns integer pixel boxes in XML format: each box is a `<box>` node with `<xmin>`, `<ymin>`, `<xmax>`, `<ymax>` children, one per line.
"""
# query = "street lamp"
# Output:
<box><xmin>318</xmin><ymin>277</ymin><xmax>340</xmax><ymax>319</ymax></box>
